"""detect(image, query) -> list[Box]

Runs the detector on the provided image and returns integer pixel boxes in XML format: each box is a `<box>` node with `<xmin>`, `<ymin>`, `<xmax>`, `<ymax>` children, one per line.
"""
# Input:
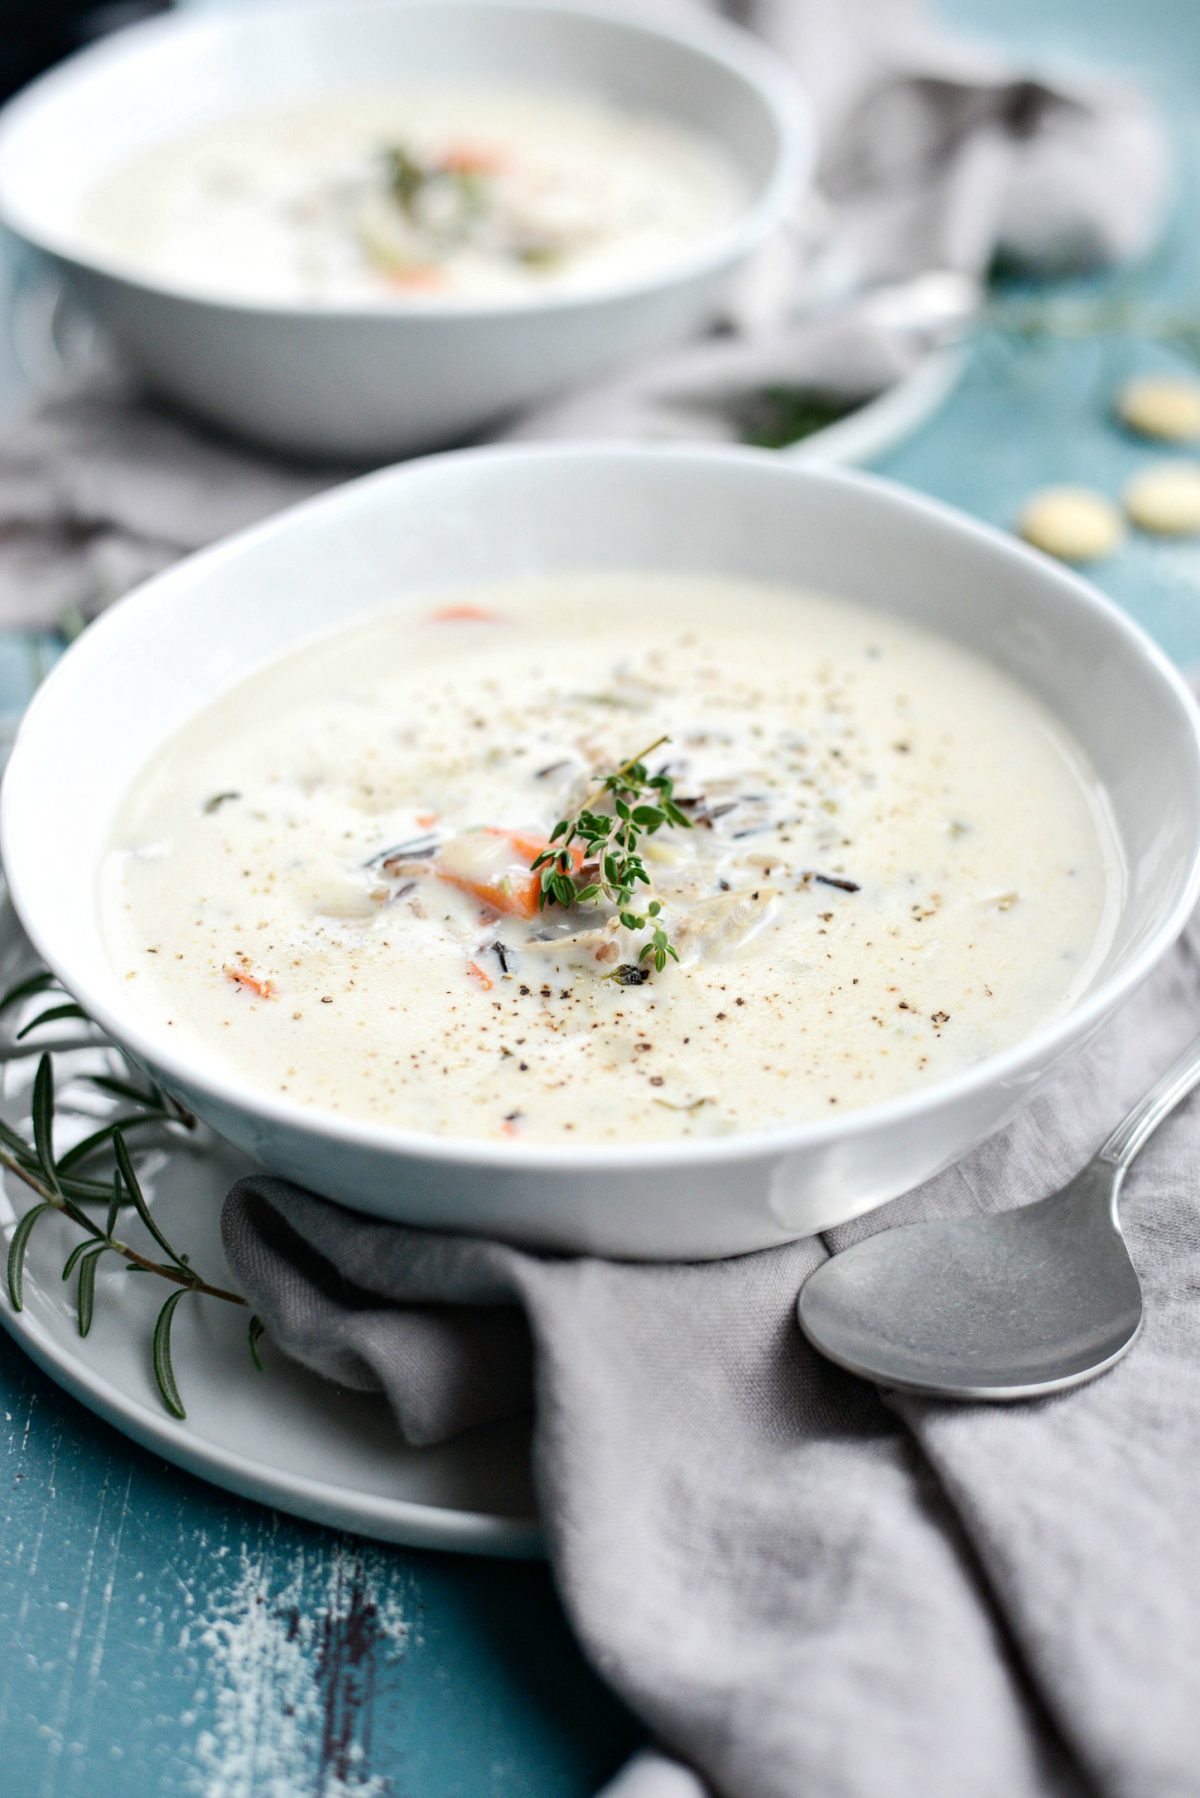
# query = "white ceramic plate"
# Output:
<box><xmin>784</xmin><ymin>343</ymin><xmax>964</xmax><ymax>467</ymax></box>
<box><xmin>4</xmin><ymin>264</ymin><xmax>962</xmax><ymax>470</ymax></box>
<box><xmin>0</xmin><ymin>897</ymin><xmax>540</xmax><ymax>1557</ymax></box>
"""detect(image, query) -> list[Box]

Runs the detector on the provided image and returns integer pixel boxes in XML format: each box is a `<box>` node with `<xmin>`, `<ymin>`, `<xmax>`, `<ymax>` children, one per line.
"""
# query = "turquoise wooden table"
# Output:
<box><xmin>2</xmin><ymin>2</ymin><xmax>1198</xmax><ymax>1791</ymax></box>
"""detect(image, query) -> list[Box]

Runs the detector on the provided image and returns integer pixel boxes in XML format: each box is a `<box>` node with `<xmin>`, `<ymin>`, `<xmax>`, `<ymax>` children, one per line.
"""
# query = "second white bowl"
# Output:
<box><xmin>0</xmin><ymin>0</ymin><xmax>807</xmax><ymax>460</ymax></box>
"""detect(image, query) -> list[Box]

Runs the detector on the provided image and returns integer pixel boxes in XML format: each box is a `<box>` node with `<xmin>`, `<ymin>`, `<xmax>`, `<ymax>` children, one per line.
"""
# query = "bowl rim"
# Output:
<box><xmin>5</xmin><ymin>441</ymin><xmax>1200</xmax><ymax>1174</ymax></box>
<box><xmin>0</xmin><ymin>0</ymin><xmax>809</xmax><ymax>323</ymax></box>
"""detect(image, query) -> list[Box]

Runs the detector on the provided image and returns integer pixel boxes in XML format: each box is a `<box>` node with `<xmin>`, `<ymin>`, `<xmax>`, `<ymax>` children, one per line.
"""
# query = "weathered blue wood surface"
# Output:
<box><xmin>2</xmin><ymin>1</ymin><xmax>1199</xmax><ymax>1792</ymax></box>
<box><xmin>0</xmin><ymin>1355</ymin><xmax>640</xmax><ymax>1794</ymax></box>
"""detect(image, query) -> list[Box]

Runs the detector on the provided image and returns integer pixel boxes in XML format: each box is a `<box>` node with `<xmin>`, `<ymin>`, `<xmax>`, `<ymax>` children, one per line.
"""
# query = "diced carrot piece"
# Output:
<box><xmin>466</xmin><ymin>960</ymin><xmax>494</xmax><ymax>991</ymax></box>
<box><xmin>384</xmin><ymin>264</ymin><xmax>445</xmax><ymax>290</ymax></box>
<box><xmin>416</xmin><ymin>812</ymin><xmax>439</xmax><ymax>828</ymax></box>
<box><xmin>427</xmin><ymin>604</ymin><xmax>501</xmax><ymax>623</ymax></box>
<box><xmin>500</xmin><ymin>1117</ymin><xmax>520</xmax><ymax>1139</ymax></box>
<box><xmin>224</xmin><ymin>964</ymin><xmax>275</xmax><ymax>999</ymax></box>
<box><xmin>440</xmin><ymin>828</ymin><xmax>584</xmax><ymax>920</ymax></box>
<box><xmin>483</xmin><ymin>826</ymin><xmax>564</xmax><ymax>862</ymax></box>
<box><xmin>442</xmin><ymin>870</ymin><xmax>540</xmax><ymax>919</ymax></box>
<box><xmin>441</xmin><ymin>142</ymin><xmax>507</xmax><ymax>174</ymax></box>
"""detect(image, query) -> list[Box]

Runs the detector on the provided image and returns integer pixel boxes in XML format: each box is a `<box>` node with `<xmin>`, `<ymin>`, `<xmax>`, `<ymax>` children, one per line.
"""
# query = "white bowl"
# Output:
<box><xmin>0</xmin><ymin>0</ymin><xmax>807</xmax><ymax>460</ymax></box>
<box><xmin>5</xmin><ymin>445</ymin><xmax>1200</xmax><ymax>1260</ymax></box>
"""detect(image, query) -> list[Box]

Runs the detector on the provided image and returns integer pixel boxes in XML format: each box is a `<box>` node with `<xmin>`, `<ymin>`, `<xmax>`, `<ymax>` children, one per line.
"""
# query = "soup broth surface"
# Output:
<box><xmin>79</xmin><ymin>86</ymin><xmax>744</xmax><ymax>304</ymax></box>
<box><xmin>101</xmin><ymin>574</ymin><xmax>1121</xmax><ymax>1145</ymax></box>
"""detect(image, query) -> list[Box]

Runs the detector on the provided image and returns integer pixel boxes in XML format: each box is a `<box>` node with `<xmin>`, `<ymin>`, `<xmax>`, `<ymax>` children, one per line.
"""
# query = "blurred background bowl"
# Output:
<box><xmin>0</xmin><ymin>0</ymin><xmax>808</xmax><ymax>460</ymax></box>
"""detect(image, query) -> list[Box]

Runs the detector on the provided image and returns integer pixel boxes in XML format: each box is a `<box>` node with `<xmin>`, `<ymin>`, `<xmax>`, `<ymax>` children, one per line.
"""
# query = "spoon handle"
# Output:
<box><xmin>1097</xmin><ymin>1031</ymin><xmax>1200</xmax><ymax>1170</ymax></box>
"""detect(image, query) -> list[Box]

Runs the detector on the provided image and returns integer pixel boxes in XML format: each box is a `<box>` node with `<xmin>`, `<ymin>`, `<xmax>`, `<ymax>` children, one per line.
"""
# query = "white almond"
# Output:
<box><xmin>1124</xmin><ymin>463</ymin><xmax>1200</xmax><ymax>536</ymax></box>
<box><xmin>1116</xmin><ymin>377</ymin><xmax>1200</xmax><ymax>444</ymax></box>
<box><xmin>1017</xmin><ymin>487</ymin><xmax>1124</xmax><ymax>563</ymax></box>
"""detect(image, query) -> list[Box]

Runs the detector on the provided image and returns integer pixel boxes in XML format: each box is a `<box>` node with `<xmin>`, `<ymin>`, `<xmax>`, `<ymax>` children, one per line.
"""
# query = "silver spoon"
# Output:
<box><xmin>797</xmin><ymin>1034</ymin><xmax>1200</xmax><ymax>1400</ymax></box>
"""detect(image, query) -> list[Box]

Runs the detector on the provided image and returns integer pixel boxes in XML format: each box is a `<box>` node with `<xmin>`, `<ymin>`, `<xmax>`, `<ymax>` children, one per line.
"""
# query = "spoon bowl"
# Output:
<box><xmin>798</xmin><ymin>1165</ymin><xmax>1143</xmax><ymax>1400</ymax></box>
<box><xmin>799</xmin><ymin>1031</ymin><xmax>1200</xmax><ymax>1400</ymax></box>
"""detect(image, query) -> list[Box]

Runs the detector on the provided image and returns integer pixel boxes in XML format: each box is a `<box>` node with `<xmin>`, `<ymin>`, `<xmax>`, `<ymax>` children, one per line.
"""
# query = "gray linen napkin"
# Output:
<box><xmin>222</xmin><ymin>908</ymin><xmax>1200</xmax><ymax>1798</ymax></box>
<box><xmin>0</xmin><ymin>0</ymin><xmax>1169</xmax><ymax>628</ymax></box>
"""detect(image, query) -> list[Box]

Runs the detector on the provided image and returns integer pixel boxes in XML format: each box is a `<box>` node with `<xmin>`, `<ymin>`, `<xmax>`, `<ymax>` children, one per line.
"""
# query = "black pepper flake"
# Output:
<box><xmin>931</xmin><ymin>1010</ymin><xmax>951</xmax><ymax>1026</ymax></box>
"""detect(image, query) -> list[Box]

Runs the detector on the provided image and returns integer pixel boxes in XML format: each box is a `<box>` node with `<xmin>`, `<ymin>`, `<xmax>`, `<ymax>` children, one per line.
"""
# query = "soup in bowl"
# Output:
<box><xmin>78</xmin><ymin>84</ymin><xmax>746</xmax><ymax>309</ymax></box>
<box><xmin>4</xmin><ymin>447</ymin><xmax>1199</xmax><ymax>1258</ymax></box>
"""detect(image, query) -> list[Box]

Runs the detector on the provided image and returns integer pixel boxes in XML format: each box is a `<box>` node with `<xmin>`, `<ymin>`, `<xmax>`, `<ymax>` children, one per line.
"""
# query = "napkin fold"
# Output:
<box><xmin>0</xmin><ymin>0</ymin><xmax>1170</xmax><ymax>628</ymax></box>
<box><xmin>223</xmin><ymin>908</ymin><xmax>1200</xmax><ymax>1798</ymax></box>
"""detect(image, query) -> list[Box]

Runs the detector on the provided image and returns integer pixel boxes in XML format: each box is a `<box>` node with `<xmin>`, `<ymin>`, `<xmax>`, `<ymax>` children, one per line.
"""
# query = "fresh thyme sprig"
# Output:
<box><xmin>0</xmin><ymin>969</ymin><xmax>262</xmax><ymax>1419</ymax></box>
<box><xmin>384</xmin><ymin>143</ymin><xmax>489</xmax><ymax>240</ymax></box>
<box><xmin>531</xmin><ymin>735</ymin><xmax>693</xmax><ymax>973</ymax></box>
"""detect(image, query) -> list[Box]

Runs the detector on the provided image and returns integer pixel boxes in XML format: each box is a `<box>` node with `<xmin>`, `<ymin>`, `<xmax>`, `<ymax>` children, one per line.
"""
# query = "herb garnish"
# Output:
<box><xmin>531</xmin><ymin>736</ymin><xmax>693</xmax><ymax>973</ymax></box>
<box><xmin>386</xmin><ymin>145</ymin><xmax>428</xmax><ymax>215</ymax></box>
<box><xmin>740</xmin><ymin>387</ymin><xmax>863</xmax><ymax>450</ymax></box>
<box><xmin>384</xmin><ymin>143</ymin><xmax>489</xmax><ymax>244</ymax></box>
<box><xmin>0</xmin><ymin>969</ymin><xmax>262</xmax><ymax>1419</ymax></box>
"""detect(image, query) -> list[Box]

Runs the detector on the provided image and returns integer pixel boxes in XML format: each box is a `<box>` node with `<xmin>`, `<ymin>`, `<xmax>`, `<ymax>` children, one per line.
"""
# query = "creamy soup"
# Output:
<box><xmin>79</xmin><ymin>88</ymin><xmax>743</xmax><ymax>305</ymax></box>
<box><xmin>100</xmin><ymin>574</ymin><xmax>1121</xmax><ymax>1145</ymax></box>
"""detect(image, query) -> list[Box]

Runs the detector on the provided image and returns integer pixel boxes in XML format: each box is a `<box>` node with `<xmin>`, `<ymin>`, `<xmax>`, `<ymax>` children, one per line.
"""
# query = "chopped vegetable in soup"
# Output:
<box><xmin>100</xmin><ymin>574</ymin><xmax>1121</xmax><ymax>1144</ymax></box>
<box><xmin>79</xmin><ymin>87</ymin><xmax>744</xmax><ymax>304</ymax></box>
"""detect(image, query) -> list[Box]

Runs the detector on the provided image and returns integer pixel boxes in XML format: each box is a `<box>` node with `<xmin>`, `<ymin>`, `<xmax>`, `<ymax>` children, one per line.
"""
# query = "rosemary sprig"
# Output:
<box><xmin>983</xmin><ymin>292</ymin><xmax>1200</xmax><ymax>369</ymax></box>
<box><xmin>531</xmin><ymin>735</ymin><xmax>693</xmax><ymax>972</ymax></box>
<box><xmin>0</xmin><ymin>971</ymin><xmax>263</xmax><ymax>1419</ymax></box>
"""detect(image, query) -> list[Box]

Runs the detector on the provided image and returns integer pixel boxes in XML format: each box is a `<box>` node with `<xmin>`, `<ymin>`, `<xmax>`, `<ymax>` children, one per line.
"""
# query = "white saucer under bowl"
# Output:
<box><xmin>0</xmin><ymin>898</ymin><xmax>540</xmax><ymax>1558</ymax></box>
